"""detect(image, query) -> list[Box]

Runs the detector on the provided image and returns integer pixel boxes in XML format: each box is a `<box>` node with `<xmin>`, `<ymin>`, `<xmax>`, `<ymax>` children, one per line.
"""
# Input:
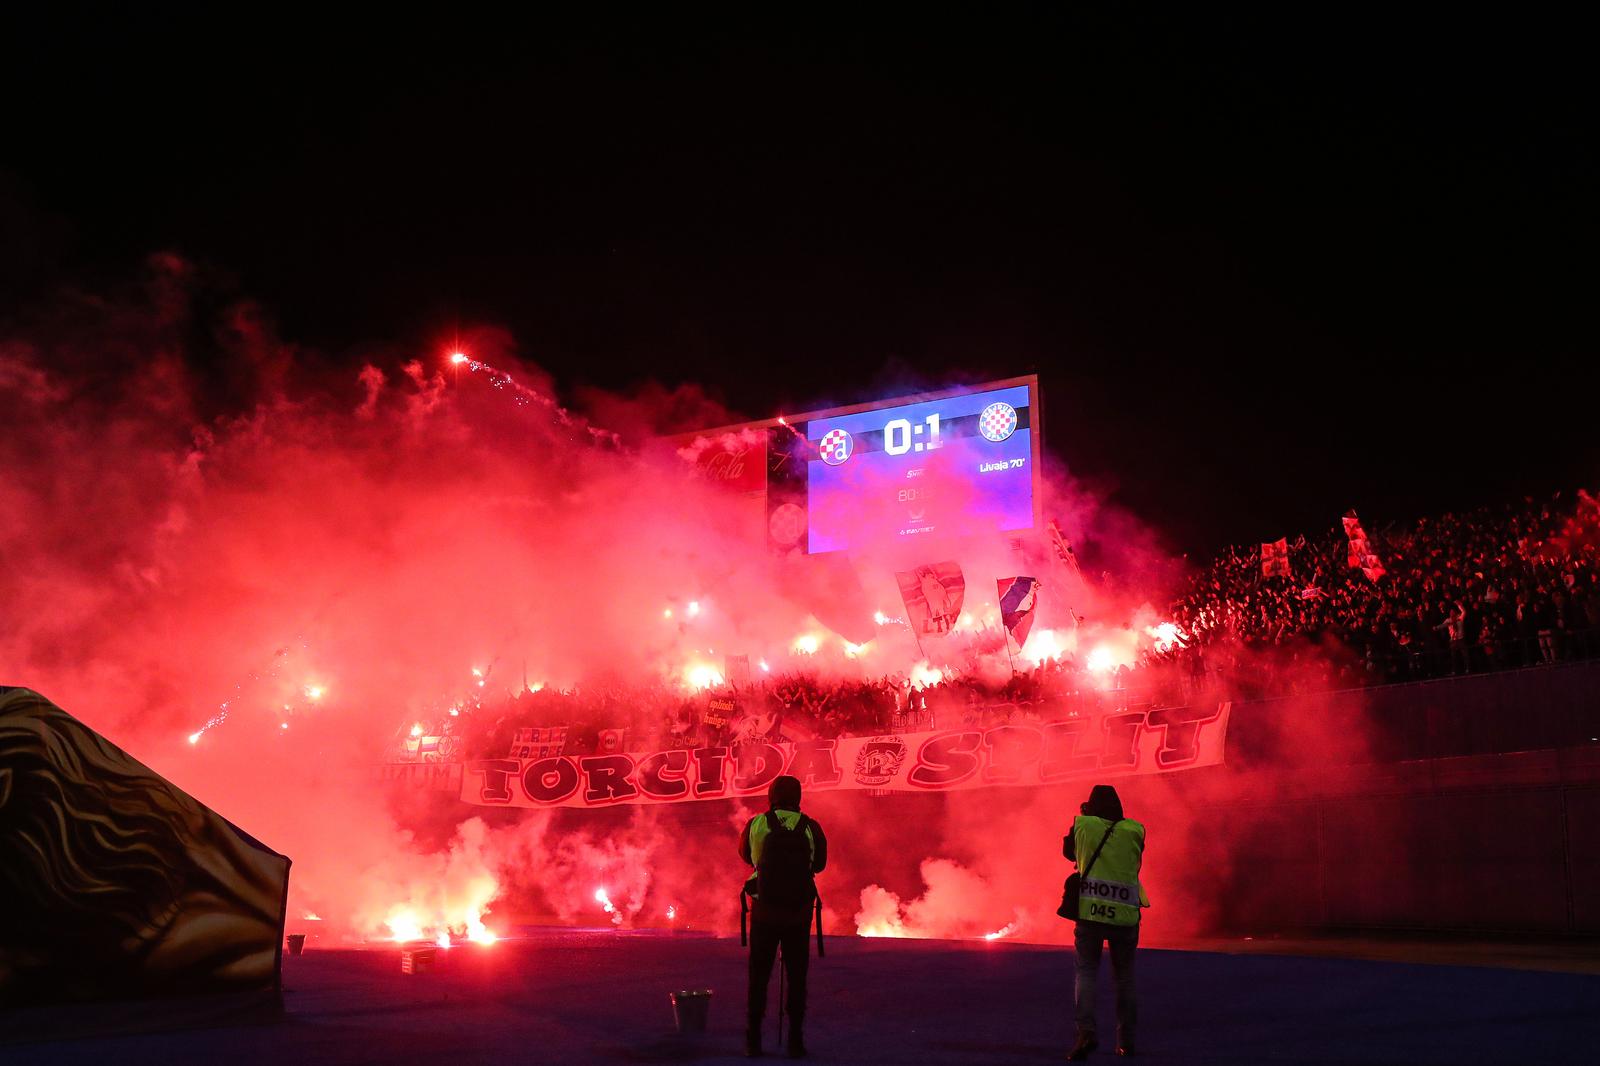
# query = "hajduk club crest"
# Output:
<box><xmin>854</xmin><ymin>735</ymin><xmax>908</xmax><ymax>786</ymax></box>
<box><xmin>978</xmin><ymin>401</ymin><xmax>1018</xmax><ymax>443</ymax></box>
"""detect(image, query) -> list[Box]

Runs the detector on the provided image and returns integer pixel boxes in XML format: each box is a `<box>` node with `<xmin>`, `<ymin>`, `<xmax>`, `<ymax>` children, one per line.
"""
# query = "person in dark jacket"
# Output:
<box><xmin>739</xmin><ymin>775</ymin><xmax>827</xmax><ymax>1058</ymax></box>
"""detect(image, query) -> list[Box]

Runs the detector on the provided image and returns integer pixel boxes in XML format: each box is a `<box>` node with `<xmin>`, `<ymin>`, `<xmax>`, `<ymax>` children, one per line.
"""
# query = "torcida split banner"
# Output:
<box><xmin>460</xmin><ymin>702</ymin><xmax>1231</xmax><ymax>809</ymax></box>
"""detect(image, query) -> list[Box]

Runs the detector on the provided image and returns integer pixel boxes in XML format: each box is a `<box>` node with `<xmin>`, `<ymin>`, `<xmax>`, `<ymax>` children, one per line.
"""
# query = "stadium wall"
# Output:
<box><xmin>1188</xmin><ymin>661</ymin><xmax>1600</xmax><ymax>936</ymax></box>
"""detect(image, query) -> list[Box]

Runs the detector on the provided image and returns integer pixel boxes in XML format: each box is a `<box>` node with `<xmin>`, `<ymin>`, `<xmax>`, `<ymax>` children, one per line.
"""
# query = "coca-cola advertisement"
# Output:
<box><xmin>685</xmin><ymin>432</ymin><xmax>767</xmax><ymax>494</ymax></box>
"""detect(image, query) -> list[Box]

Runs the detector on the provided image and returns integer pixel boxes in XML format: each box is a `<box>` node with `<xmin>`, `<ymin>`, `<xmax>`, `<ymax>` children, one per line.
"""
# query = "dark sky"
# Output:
<box><xmin>3</xmin><ymin>10</ymin><xmax>1593</xmax><ymax>555</ymax></box>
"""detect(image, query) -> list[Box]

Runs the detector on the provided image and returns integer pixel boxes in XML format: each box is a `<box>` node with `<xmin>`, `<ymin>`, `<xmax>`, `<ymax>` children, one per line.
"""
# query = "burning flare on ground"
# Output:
<box><xmin>983</xmin><ymin>913</ymin><xmax>1023</xmax><ymax>941</ymax></box>
<box><xmin>594</xmin><ymin>887</ymin><xmax>623</xmax><ymax>925</ymax></box>
<box><xmin>384</xmin><ymin>908</ymin><xmax>425</xmax><ymax>943</ymax></box>
<box><xmin>384</xmin><ymin>905</ymin><xmax>497</xmax><ymax>947</ymax></box>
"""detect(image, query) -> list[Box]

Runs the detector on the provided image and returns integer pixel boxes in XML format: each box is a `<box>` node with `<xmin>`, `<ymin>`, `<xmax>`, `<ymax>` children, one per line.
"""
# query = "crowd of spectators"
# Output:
<box><xmin>404</xmin><ymin>658</ymin><xmax>1150</xmax><ymax>762</ymax></box>
<box><xmin>394</xmin><ymin>490</ymin><xmax>1600</xmax><ymax>761</ymax></box>
<box><xmin>1167</xmin><ymin>490</ymin><xmax>1600</xmax><ymax>696</ymax></box>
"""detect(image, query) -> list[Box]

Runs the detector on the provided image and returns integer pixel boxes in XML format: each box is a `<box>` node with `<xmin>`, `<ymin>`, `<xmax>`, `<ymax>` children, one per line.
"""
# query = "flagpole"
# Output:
<box><xmin>1003</xmin><ymin>627</ymin><xmax>1018</xmax><ymax>678</ymax></box>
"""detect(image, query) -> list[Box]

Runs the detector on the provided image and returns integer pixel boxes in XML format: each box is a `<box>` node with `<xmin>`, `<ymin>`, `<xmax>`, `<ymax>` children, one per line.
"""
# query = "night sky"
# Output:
<box><xmin>3</xmin><ymin>10</ymin><xmax>1592</xmax><ymax>555</ymax></box>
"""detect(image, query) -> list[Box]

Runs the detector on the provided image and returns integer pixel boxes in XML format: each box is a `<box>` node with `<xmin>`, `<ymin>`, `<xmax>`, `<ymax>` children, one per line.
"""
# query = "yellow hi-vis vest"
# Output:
<box><xmin>1072</xmin><ymin>814</ymin><xmax>1149</xmax><ymax>926</ymax></box>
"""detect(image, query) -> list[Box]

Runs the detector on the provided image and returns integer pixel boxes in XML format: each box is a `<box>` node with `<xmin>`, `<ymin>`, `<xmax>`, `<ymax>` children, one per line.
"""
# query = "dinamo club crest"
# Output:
<box><xmin>817</xmin><ymin>428</ymin><xmax>853</xmax><ymax>466</ymax></box>
<box><xmin>854</xmin><ymin>736</ymin><xmax>908</xmax><ymax>786</ymax></box>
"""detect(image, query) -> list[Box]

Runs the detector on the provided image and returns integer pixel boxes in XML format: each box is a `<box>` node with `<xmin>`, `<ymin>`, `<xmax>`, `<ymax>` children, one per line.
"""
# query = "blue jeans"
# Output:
<box><xmin>1074</xmin><ymin>920</ymin><xmax>1138</xmax><ymax>1039</ymax></box>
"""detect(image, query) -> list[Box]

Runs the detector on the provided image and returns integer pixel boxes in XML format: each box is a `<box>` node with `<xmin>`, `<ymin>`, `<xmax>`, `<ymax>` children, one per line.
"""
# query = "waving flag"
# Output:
<box><xmin>1261</xmin><ymin>537</ymin><xmax>1290</xmax><ymax>578</ymax></box>
<box><xmin>1048</xmin><ymin>519</ymin><xmax>1084</xmax><ymax>581</ymax></box>
<box><xmin>996</xmin><ymin>576</ymin><xmax>1041</xmax><ymax>649</ymax></box>
<box><xmin>1342</xmin><ymin>510</ymin><xmax>1386</xmax><ymax>581</ymax></box>
<box><xmin>895</xmin><ymin>561</ymin><xmax>966</xmax><ymax>636</ymax></box>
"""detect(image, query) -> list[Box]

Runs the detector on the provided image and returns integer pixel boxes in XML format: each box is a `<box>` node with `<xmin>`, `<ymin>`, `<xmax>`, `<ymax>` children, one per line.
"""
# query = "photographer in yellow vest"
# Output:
<box><xmin>1064</xmin><ymin>784</ymin><xmax>1148</xmax><ymax>1060</ymax></box>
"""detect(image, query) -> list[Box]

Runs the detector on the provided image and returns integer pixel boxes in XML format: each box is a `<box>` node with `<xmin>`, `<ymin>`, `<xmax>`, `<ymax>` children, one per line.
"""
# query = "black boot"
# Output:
<box><xmin>1068</xmin><ymin>1030</ymin><xmax>1098</xmax><ymax>1060</ymax></box>
<box><xmin>786</xmin><ymin>1016</ymin><xmax>806</xmax><ymax>1059</ymax></box>
<box><xmin>745</xmin><ymin>1024</ymin><xmax>763</xmax><ymax>1057</ymax></box>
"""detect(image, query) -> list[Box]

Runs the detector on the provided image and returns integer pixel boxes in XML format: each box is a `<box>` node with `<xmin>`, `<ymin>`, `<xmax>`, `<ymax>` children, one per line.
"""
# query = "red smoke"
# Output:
<box><xmin>0</xmin><ymin>254</ymin><xmax>1342</xmax><ymax>947</ymax></box>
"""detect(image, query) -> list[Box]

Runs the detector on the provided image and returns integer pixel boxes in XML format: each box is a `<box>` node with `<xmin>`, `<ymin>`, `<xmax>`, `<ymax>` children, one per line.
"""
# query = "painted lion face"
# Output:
<box><xmin>0</xmin><ymin>688</ymin><xmax>288</xmax><ymax>1005</ymax></box>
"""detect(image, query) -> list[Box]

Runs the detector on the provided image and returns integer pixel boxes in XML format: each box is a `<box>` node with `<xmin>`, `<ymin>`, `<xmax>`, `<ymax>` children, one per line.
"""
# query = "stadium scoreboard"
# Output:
<box><xmin>677</xmin><ymin>376</ymin><xmax>1042</xmax><ymax>554</ymax></box>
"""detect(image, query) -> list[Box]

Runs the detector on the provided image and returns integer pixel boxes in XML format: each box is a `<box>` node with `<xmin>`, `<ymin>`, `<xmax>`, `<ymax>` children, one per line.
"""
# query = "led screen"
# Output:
<box><xmin>802</xmin><ymin>383</ymin><xmax>1034</xmax><ymax>553</ymax></box>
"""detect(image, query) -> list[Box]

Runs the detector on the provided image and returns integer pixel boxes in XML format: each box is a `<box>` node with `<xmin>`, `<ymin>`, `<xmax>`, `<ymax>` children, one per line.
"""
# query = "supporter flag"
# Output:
<box><xmin>1342</xmin><ymin>509</ymin><xmax>1387</xmax><ymax>581</ymax></box>
<box><xmin>597</xmin><ymin>728</ymin><xmax>626</xmax><ymax>755</ymax></box>
<box><xmin>1048</xmin><ymin>519</ymin><xmax>1084</xmax><ymax>581</ymax></box>
<box><xmin>724</xmin><ymin>654</ymin><xmax>752</xmax><ymax>689</ymax></box>
<box><xmin>895</xmin><ymin>561</ymin><xmax>966</xmax><ymax>636</ymax></box>
<box><xmin>996</xmin><ymin>576</ymin><xmax>1041</xmax><ymax>650</ymax></box>
<box><xmin>1260</xmin><ymin>537</ymin><xmax>1290</xmax><ymax>578</ymax></box>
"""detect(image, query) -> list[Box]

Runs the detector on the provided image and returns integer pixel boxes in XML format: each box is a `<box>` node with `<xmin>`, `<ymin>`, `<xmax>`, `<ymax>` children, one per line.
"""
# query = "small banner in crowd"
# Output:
<box><xmin>509</xmin><ymin>726</ymin><xmax>568</xmax><ymax>760</ymax></box>
<box><xmin>1260</xmin><ymin>538</ymin><xmax>1290</xmax><ymax>578</ymax></box>
<box><xmin>460</xmin><ymin>701</ymin><xmax>1232</xmax><ymax>809</ymax></box>
<box><xmin>379</xmin><ymin>761</ymin><xmax>464</xmax><ymax>792</ymax></box>
<box><xmin>597</xmin><ymin>728</ymin><xmax>627</xmax><ymax>755</ymax></box>
<box><xmin>1342</xmin><ymin>509</ymin><xmax>1386</xmax><ymax>581</ymax></box>
<box><xmin>997</xmin><ymin>576</ymin><xmax>1041</xmax><ymax>649</ymax></box>
<box><xmin>895</xmin><ymin>561</ymin><xmax>967</xmax><ymax>636</ymax></box>
<box><xmin>724</xmin><ymin>654</ymin><xmax>752</xmax><ymax>689</ymax></box>
<box><xmin>703</xmin><ymin>697</ymin><xmax>738</xmax><ymax>727</ymax></box>
<box><xmin>400</xmin><ymin>730</ymin><xmax>458</xmax><ymax>762</ymax></box>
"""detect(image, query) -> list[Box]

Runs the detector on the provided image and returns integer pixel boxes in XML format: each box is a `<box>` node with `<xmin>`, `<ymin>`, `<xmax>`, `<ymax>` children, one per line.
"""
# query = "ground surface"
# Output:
<box><xmin>9</xmin><ymin>929</ymin><xmax>1600</xmax><ymax>1065</ymax></box>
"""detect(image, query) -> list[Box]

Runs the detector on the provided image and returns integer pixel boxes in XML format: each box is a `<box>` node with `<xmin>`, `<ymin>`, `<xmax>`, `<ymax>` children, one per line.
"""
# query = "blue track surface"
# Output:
<box><xmin>7</xmin><ymin>930</ymin><xmax>1599</xmax><ymax>1064</ymax></box>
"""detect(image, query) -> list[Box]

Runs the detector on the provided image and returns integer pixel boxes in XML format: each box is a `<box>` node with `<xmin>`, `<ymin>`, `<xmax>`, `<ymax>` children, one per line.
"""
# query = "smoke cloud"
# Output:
<box><xmin>1</xmin><ymin>254</ymin><xmax>1351</xmax><ymax>947</ymax></box>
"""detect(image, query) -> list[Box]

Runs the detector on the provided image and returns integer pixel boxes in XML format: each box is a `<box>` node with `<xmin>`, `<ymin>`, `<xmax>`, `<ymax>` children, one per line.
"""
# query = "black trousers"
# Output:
<box><xmin>748</xmin><ymin>917</ymin><xmax>810</xmax><ymax>1027</ymax></box>
<box><xmin>1073</xmin><ymin>920</ymin><xmax>1138</xmax><ymax>1039</ymax></box>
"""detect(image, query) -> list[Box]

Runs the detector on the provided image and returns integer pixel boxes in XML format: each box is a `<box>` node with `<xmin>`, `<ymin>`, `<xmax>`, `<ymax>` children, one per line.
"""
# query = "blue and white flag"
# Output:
<box><xmin>996</xmin><ymin>576</ymin><xmax>1041</xmax><ymax>650</ymax></box>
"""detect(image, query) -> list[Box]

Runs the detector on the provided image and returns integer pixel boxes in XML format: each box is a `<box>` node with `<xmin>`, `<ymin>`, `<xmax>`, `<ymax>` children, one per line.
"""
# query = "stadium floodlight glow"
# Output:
<box><xmin>450</xmin><ymin>352</ymin><xmax>468</xmax><ymax>364</ymax></box>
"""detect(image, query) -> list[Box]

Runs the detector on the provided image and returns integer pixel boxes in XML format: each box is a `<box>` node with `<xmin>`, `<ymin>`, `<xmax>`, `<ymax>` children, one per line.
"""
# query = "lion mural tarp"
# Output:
<box><xmin>0</xmin><ymin>687</ymin><xmax>290</xmax><ymax>1041</ymax></box>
